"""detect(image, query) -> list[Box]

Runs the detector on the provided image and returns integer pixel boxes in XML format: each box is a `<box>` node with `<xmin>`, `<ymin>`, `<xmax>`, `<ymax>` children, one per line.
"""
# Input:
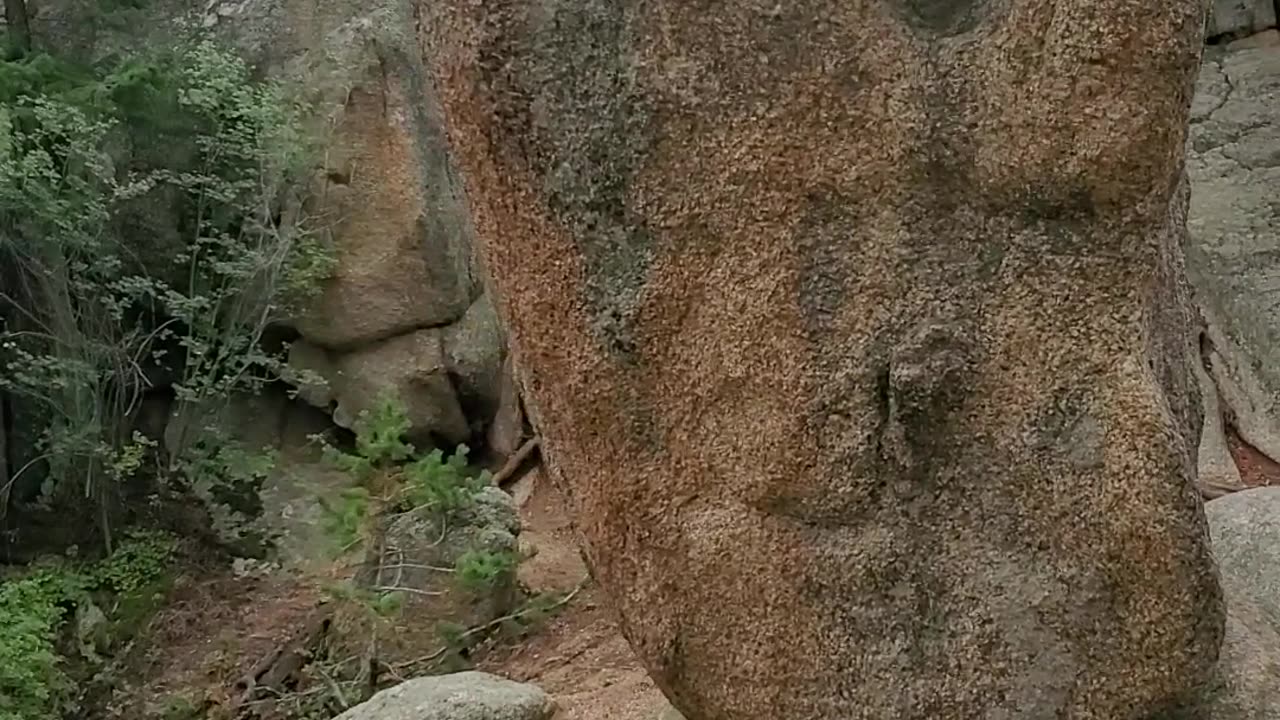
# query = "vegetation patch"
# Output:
<box><xmin>0</xmin><ymin>31</ymin><xmax>335</xmax><ymax>549</ymax></box>
<box><xmin>0</xmin><ymin>530</ymin><xmax>177</xmax><ymax>720</ymax></box>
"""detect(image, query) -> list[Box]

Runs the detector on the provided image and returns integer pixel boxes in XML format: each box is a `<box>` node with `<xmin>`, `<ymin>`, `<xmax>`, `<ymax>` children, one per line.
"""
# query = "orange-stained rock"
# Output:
<box><xmin>421</xmin><ymin>2</ymin><xmax>1224</xmax><ymax>718</ymax></box>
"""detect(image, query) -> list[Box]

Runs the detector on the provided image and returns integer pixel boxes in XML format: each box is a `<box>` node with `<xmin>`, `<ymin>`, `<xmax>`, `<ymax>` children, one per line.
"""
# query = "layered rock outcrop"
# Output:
<box><xmin>422</xmin><ymin>1</ymin><xmax>1223</xmax><ymax>718</ymax></box>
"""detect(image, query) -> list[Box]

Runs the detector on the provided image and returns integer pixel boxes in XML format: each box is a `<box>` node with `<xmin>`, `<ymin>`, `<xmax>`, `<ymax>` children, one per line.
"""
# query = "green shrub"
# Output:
<box><xmin>319</xmin><ymin>393</ymin><xmax>416</xmax><ymax>479</ymax></box>
<box><xmin>89</xmin><ymin>529</ymin><xmax>176</xmax><ymax>594</ymax></box>
<box><xmin>401</xmin><ymin>445</ymin><xmax>490</xmax><ymax>517</ymax></box>
<box><xmin>0</xmin><ymin>38</ymin><xmax>332</xmax><ymax>542</ymax></box>
<box><xmin>454</xmin><ymin>549</ymin><xmax>518</xmax><ymax>594</ymax></box>
<box><xmin>0</xmin><ymin>570</ymin><xmax>82</xmax><ymax>720</ymax></box>
<box><xmin>317</xmin><ymin>486</ymin><xmax>372</xmax><ymax>554</ymax></box>
<box><xmin>0</xmin><ymin>530</ymin><xmax>176</xmax><ymax>720</ymax></box>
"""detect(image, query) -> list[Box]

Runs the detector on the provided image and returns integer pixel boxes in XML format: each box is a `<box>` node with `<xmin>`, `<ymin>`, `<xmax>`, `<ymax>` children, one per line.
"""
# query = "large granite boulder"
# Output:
<box><xmin>1187</xmin><ymin>43</ymin><xmax>1280</xmax><ymax>473</ymax></box>
<box><xmin>1192</xmin><ymin>488</ymin><xmax>1280</xmax><ymax>718</ymax></box>
<box><xmin>288</xmin><ymin>331</ymin><xmax>470</xmax><ymax>447</ymax></box>
<box><xmin>285</xmin><ymin>293</ymin><xmax>506</xmax><ymax>446</ymax></box>
<box><xmin>422</xmin><ymin>2</ymin><xmax>1222</xmax><ymax>718</ymax></box>
<box><xmin>196</xmin><ymin>0</ymin><xmax>481</xmax><ymax>351</ymax></box>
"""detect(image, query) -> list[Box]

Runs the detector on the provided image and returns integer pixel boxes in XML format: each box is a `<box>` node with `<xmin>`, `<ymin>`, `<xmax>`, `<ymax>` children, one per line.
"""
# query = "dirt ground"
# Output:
<box><xmin>1226</xmin><ymin>423</ymin><xmax>1280</xmax><ymax>488</ymax></box>
<box><xmin>92</xmin><ymin>464</ymin><xmax>668</xmax><ymax>720</ymax></box>
<box><xmin>94</xmin><ymin>566</ymin><xmax>330</xmax><ymax>719</ymax></box>
<box><xmin>480</xmin><ymin>469</ymin><xmax>668</xmax><ymax>720</ymax></box>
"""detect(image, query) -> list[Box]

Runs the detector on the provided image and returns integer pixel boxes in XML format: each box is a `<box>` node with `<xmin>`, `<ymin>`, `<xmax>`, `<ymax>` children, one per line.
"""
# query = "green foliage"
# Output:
<box><xmin>317</xmin><ymin>393</ymin><xmax>491</xmax><ymax>518</ymax></box>
<box><xmin>0</xmin><ymin>530</ymin><xmax>176</xmax><ymax>720</ymax></box>
<box><xmin>316</xmin><ymin>487</ymin><xmax>371</xmax><ymax>555</ymax></box>
<box><xmin>174</xmin><ymin>435</ymin><xmax>278</xmax><ymax>503</ymax></box>
<box><xmin>0</xmin><ymin>570</ymin><xmax>82</xmax><ymax>720</ymax></box>
<box><xmin>157</xmin><ymin>694</ymin><xmax>202</xmax><ymax>720</ymax></box>
<box><xmin>170</xmin><ymin>432</ymin><xmax>277</xmax><ymax>553</ymax></box>
<box><xmin>401</xmin><ymin>444</ymin><xmax>490</xmax><ymax>516</ymax></box>
<box><xmin>106</xmin><ymin>432</ymin><xmax>157</xmax><ymax>488</ymax></box>
<box><xmin>0</xmin><ymin>38</ymin><xmax>333</xmax><ymax>537</ymax></box>
<box><xmin>321</xmin><ymin>581</ymin><xmax>405</xmax><ymax>624</ymax></box>
<box><xmin>316</xmin><ymin>394</ymin><xmax>495</xmax><ymax>555</ymax></box>
<box><xmin>318</xmin><ymin>393</ymin><xmax>415</xmax><ymax>479</ymax></box>
<box><xmin>88</xmin><ymin>529</ymin><xmax>176</xmax><ymax>594</ymax></box>
<box><xmin>352</xmin><ymin>394</ymin><xmax>416</xmax><ymax>467</ymax></box>
<box><xmin>433</xmin><ymin>619</ymin><xmax>476</xmax><ymax>673</ymax></box>
<box><xmin>453</xmin><ymin>549</ymin><xmax>518</xmax><ymax>594</ymax></box>
<box><xmin>370</xmin><ymin>589</ymin><xmax>405</xmax><ymax>618</ymax></box>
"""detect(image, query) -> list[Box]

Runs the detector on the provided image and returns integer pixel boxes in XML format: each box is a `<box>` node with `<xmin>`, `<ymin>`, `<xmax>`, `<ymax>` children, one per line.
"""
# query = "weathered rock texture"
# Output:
<box><xmin>1193</xmin><ymin>488</ymin><xmax>1280</xmax><ymax>718</ymax></box>
<box><xmin>423</xmin><ymin>2</ymin><xmax>1224</xmax><ymax>718</ymax></box>
<box><xmin>268</xmin><ymin>16</ymin><xmax>476</xmax><ymax>352</ymax></box>
<box><xmin>1187</xmin><ymin>43</ymin><xmax>1280</xmax><ymax>476</ymax></box>
<box><xmin>332</xmin><ymin>671</ymin><xmax>553</xmax><ymax>720</ymax></box>
<box><xmin>1206</xmin><ymin>0</ymin><xmax>1278</xmax><ymax>40</ymax></box>
<box><xmin>1196</xmin><ymin>354</ymin><xmax>1247</xmax><ymax>497</ymax></box>
<box><xmin>196</xmin><ymin>0</ymin><xmax>508</xmax><ymax>443</ymax></box>
<box><xmin>285</xmin><ymin>293</ymin><xmax>504</xmax><ymax>446</ymax></box>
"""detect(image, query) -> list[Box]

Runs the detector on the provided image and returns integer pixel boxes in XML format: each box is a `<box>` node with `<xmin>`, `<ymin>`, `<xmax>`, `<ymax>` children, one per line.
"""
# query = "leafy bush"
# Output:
<box><xmin>315</xmin><ymin>394</ymin><xmax>495</xmax><ymax>557</ymax></box>
<box><xmin>0</xmin><ymin>531</ymin><xmax>176</xmax><ymax>720</ymax></box>
<box><xmin>317</xmin><ymin>486</ymin><xmax>372</xmax><ymax>554</ymax></box>
<box><xmin>0</xmin><ymin>38</ymin><xmax>333</xmax><ymax>540</ymax></box>
<box><xmin>0</xmin><ymin>570</ymin><xmax>82</xmax><ymax>720</ymax></box>
<box><xmin>89</xmin><ymin>529</ymin><xmax>176</xmax><ymax>594</ymax></box>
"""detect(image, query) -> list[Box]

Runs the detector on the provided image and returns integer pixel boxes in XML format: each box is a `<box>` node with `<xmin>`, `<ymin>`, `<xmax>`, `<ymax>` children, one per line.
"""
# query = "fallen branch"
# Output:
<box><xmin>374</xmin><ymin>585</ymin><xmax>445</xmax><ymax>598</ymax></box>
<box><xmin>377</xmin><ymin>562</ymin><xmax>456</xmax><ymax>573</ymax></box>
<box><xmin>493</xmin><ymin>436</ymin><xmax>541</xmax><ymax>488</ymax></box>
<box><xmin>231</xmin><ymin>604</ymin><xmax>333</xmax><ymax>716</ymax></box>
<box><xmin>313</xmin><ymin>664</ymin><xmax>350</xmax><ymax>711</ymax></box>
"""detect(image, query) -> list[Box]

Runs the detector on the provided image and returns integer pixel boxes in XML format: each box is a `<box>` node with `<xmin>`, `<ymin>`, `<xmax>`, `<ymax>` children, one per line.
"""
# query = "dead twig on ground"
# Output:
<box><xmin>313</xmin><ymin>664</ymin><xmax>350</xmax><ymax>711</ymax></box>
<box><xmin>230</xmin><ymin>604</ymin><xmax>333</xmax><ymax>716</ymax></box>
<box><xmin>377</xmin><ymin>562</ymin><xmax>456</xmax><ymax>573</ymax></box>
<box><xmin>374</xmin><ymin>585</ymin><xmax>445</xmax><ymax>598</ymax></box>
<box><xmin>493</xmin><ymin>436</ymin><xmax>541</xmax><ymax>488</ymax></box>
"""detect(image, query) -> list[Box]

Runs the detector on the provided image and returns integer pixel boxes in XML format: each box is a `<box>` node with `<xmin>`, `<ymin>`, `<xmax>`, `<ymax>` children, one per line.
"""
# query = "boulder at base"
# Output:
<box><xmin>1192</xmin><ymin>488</ymin><xmax>1280</xmax><ymax>718</ymax></box>
<box><xmin>332</xmin><ymin>672</ymin><xmax>552</xmax><ymax>720</ymax></box>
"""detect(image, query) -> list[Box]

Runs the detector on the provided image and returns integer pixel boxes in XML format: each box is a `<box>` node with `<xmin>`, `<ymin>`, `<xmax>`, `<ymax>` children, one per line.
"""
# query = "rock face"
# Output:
<box><xmin>198</xmin><ymin>0</ymin><xmax>506</xmax><ymax>443</ymax></box>
<box><xmin>332</xmin><ymin>672</ymin><xmax>553</xmax><ymax>720</ymax></box>
<box><xmin>1187</xmin><ymin>43</ymin><xmax>1280</xmax><ymax>474</ymax></box>
<box><xmin>285</xmin><ymin>293</ymin><xmax>506</xmax><ymax>447</ymax></box>
<box><xmin>196</xmin><ymin>0</ymin><xmax>480</xmax><ymax>351</ymax></box>
<box><xmin>290</xmin><ymin>331</ymin><xmax>470</xmax><ymax>447</ymax></box>
<box><xmin>423</xmin><ymin>2</ymin><xmax>1223</xmax><ymax>718</ymax></box>
<box><xmin>1196</xmin><ymin>355</ymin><xmax>1247</xmax><ymax>497</ymax></box>
<box><xmin>1193</xmin><ymin>488</ymin><xmax>1280</xmax><ymax>717</ymax></box>
<box><xmin>1207</xmin><ymin>0</ymin><xmax>1278</xmax><ymax>40</ymax></box>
